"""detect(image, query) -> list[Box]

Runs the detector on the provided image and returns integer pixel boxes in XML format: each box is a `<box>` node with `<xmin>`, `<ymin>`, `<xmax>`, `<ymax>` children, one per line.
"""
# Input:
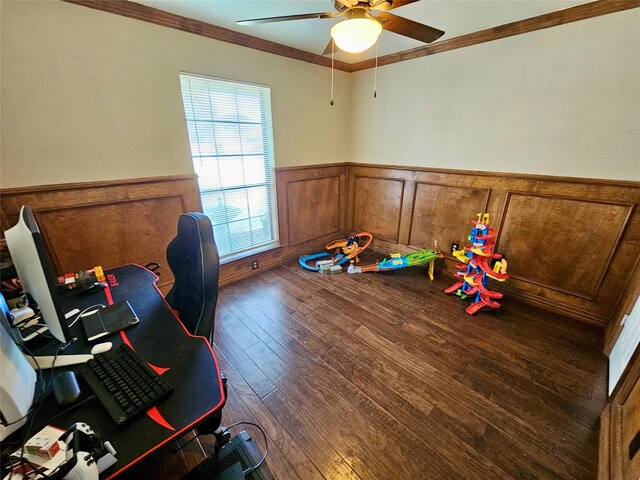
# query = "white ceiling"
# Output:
<box><xmin>137</xmin><ymin>0</ymin><xmax>588</xmax><ymax>63</ymax></box>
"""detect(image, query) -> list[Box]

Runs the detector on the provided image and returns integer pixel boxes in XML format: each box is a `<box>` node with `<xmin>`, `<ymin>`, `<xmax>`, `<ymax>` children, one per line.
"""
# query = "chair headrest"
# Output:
<box><xmin>176</xmin><ymin>213</ymin><xmax>216</xmax><ymax>247</ymax></box>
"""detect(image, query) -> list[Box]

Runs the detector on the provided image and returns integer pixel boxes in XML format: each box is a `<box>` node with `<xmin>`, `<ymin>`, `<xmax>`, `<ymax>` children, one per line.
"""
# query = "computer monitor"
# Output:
<box><xmin>4</xmin><ymin>205</ymin><xmax>71</xmax><ymax>343</ymax></box>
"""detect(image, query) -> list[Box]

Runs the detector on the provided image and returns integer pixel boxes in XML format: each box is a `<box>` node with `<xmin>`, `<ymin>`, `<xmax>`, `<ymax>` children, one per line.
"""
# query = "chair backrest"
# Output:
<box><xmin>165</xmin><ymin>213</ymin><xmax>219</xmax><ymax>342</ymax></box>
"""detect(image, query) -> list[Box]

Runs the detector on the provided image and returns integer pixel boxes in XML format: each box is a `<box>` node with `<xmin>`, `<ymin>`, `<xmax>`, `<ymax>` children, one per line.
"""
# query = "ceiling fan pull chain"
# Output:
<box><xmin>373</xmin><ymin>40</ymin><xmax>379</xmax><ymax>99</ymax></box>
<box><xmin>330</xmin><ymin>40</ymin><xmax>335</xmax><ymax>106</ymax></box>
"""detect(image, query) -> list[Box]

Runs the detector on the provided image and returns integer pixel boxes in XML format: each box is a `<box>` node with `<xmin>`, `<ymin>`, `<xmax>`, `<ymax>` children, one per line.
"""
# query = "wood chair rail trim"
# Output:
<box><xmin>0</xmin><ymin>174</ymin><xmax>198</xmax><ymax>194</ymax></box>
<box><xmin>342</xmin><ymin>162</ymin><xmax>640</xmax><ymax>187</ymax></box>
<box><xmin>2</xmin><ymin>163</ymin><xmax>639</xmax><ymax>330</ymax></box>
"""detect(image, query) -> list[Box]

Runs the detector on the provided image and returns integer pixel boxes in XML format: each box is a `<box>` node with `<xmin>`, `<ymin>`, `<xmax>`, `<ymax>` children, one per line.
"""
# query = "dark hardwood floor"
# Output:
<box><xmin>122</xmin><ymin>256</ymin><xmax>607</xmax><ymax>479</ymax></box>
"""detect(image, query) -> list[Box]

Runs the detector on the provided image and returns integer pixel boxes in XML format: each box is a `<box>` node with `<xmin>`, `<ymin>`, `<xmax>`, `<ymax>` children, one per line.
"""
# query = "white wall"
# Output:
<box><xmin>350</xmin><ymin>9</ymin><xmax>640</xmax><ymax>181</ymax></box>
<box><xmin>2</xmin><ymin>2</ymin><xmax>639</xmax><ymax>188</ymax></box>
<box><xmin>0</xmin><ymin>1</ymin><xmax>352</xmax><ymax>188</ymax></box>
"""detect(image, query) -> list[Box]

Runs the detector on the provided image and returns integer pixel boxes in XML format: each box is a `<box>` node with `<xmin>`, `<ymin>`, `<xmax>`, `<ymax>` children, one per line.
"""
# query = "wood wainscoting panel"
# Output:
<box><xmin>598</xmin><ymin>403</ymin><xmax>611</xmax><ymax>480</ymax></box>
<box><xmin>221</xmin><ymin>164</ymin><xmax>347</xmax><ymax>286</ymax></box>
<box><xmin>3</xmin><ymin>164</ymin><xmax>640</xmax><ymax>329</ymax></box>
<box><xmin>497</xmin><ymin>193</ymin><xmax>633</xmax><ymax>300</ymax></box>
<box><xmin>622</xmin><ymin>375</ymin><xmax>640</xmax><ymax>479</ymax></box>
<box><xmin>38</xmin><ymin>196</ymin><xmax>185</xmax><ymax>276</ymax></box>
<box><xmin>352</xmin><ymin>176</ymin><xmax>405</xmax><ymax>243</ymax></box>
<box><xmin>601</xmin><ymin>348</ymin><xmax>640</xmax><ymax>479</ymax></box>
<box><xmin>0</xmin><ymin>175</ymin><xmax>202</xmax><ymax>289</ymax></box>
<box><xmin>345</xmin><ymin>163</ymin><xmax>640</xmax><ymax>327</ymax></box>
<box><xmin>1</xmin><ymin>166</ymin><xmax>349</xmax><ymax>293</ymax></box>
<box><xmin>285</xmin><ymin>176</ymin><xmax>341</xmax><ymax>246</ymax></box>
<box><xmin>408</xmin><ymin>182</ymin><xmax>490</xmax><ymax>253</ymax></box>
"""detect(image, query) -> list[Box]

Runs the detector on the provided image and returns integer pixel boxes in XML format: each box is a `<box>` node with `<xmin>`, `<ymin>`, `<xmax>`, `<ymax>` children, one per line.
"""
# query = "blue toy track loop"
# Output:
<box><xmin>298</xmin><ymin>253</ymin><xmax>348</xmax><ymax>271</ymax></box>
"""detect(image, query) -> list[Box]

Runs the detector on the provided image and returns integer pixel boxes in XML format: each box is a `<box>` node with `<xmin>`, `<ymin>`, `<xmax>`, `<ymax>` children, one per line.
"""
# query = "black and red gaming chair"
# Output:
<box><xmin>166</xmin><ymin>213</ymin><xmax>229</xmax><ymax>448</ymax></box>
<box><xmin>166</xmin><ymin>212</ymin><xmax>220</xmax><ymax>343</ymax></box>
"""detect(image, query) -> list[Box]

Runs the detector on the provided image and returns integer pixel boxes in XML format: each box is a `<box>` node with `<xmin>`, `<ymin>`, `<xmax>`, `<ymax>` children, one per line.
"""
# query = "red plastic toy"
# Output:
<box><xmin>444</xmin><ymin>213</ymin><xmax>509</xmax><ymax>315</ymax></box>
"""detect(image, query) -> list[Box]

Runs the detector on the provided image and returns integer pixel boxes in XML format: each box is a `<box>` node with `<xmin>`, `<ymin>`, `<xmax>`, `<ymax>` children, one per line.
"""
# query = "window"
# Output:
<box><xmin>179</xmin><ymin>73</ymin><xmax>279</xmax><ymax>261</ymax></box>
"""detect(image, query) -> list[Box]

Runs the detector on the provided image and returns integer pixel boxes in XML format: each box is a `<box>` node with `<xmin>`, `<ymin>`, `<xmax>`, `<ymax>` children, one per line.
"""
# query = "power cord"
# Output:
<box><xmin>3</xmin><ymin>304</ymin><xmax>80</xmax><ymax>478</ymax></box>
<box><xmin>67</xmin><ymin>304</ymin><xmax>105</xmax><ymax>328</ymax></box>
<box><xmin>8</xmin><ymin>342</ymin><xmax>66</xmax><ymax>479</ymax></box>
<box><xmin>9</xmin><ymin>313</ymin><xmax>53</xmax><ymax>342</ymax></box>
<box><xmin>17</xmin><ymin>325</ymin><xmax>55</xmax><ymax>341</ymax></box>
<box><xmin>11</xmin><ymin>315</ymin><xmax>42</xmax><ymax>328</ymax></box>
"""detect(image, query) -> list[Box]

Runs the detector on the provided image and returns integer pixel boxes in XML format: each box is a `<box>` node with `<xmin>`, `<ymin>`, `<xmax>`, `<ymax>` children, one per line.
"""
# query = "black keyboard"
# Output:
<box><xmin>78</xmin><ymin>344</ymin><xmax>173</xmax><ymax>425</ymax></box>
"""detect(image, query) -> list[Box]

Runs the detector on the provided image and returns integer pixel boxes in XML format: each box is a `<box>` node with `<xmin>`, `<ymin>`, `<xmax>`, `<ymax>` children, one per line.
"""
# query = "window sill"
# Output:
<box><xmin>220</xmin><ymin>243</ymin><xmax>282</xmax><ymax>265</ymax></box>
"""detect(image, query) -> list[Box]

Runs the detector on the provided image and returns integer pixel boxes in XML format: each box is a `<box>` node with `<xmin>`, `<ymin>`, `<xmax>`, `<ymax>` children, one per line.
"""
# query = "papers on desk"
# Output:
<box><xmin>5</xmin><ymin>424</ymin><xmax>118</xmax><ymax>479</ymax></box>
<box><xmin>6</xmin><ymin>426</ymin><xmax>66</xmax><ymax>479</ymax></box>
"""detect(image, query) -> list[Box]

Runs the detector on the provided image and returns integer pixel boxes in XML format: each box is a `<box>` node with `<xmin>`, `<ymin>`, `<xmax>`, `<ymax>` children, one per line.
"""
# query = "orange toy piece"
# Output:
<box><xmin>298</xmin><ymin>232</ymin><xmax>374</xmax><ymax>272</ymax></box>
<box><xmin>325</xmin><ymin>232</ymin><xmax>373</xmax><ymax>264</ymax></box>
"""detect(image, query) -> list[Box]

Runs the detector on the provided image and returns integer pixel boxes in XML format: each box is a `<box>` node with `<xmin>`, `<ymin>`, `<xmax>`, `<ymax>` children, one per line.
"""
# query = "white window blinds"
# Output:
<box><xmin>179</xmin><ymin>73</ymin><xmax>279</xmax><ymax>261</ymax></box>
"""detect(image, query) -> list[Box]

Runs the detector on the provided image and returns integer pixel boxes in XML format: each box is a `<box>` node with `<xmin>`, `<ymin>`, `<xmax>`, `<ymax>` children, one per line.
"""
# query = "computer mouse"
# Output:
<box><xmin>91</xmin><ymin>342</ymin><xmax>112</xmax><ymax>355</ymax></box>
<box><xmin>52</xmin><ymin>371</ymin><xmax>81</xmax><ymax>406</ymax></box>
<box><xmin>80</xmin><ymin>281</ymin><xmax>108</xmax><ymax>295</ymax></box>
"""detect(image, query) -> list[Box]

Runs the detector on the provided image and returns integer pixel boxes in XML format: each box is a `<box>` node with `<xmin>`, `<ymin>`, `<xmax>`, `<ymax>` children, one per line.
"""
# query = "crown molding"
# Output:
<box><xmin>347</xmin><ymin>0</ymin><xmax>640</xmax><ymax>71</ymax></box>
<box><xmin>62</xmin><ymin>0</ymin><xmax>354</xmax><ymax>72</ymax></box>
<box><xmin>63</xmin><ymin>0</ymin><xmax>639</xmax><ymax>73</ymax></box>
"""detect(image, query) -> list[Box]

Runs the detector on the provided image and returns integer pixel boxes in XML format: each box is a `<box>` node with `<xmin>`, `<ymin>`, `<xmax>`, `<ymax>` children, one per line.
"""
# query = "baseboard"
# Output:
<box><xmin>219</xmin><ymin>249</ymin><xmax>306</xmax><ymax>287</ymax></box>
<box><xmin>366</xmin><ymin>243</ymin><xmax>607</xmax><ymax>328</ymax></box>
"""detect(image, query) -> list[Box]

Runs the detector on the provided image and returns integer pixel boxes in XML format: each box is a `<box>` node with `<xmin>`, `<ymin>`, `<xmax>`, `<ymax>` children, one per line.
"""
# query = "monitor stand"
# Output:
<box><xmin>25</xmin><ymin>353</ymin><xmax>94</xmax><ymax>370</ymax></box>
<box><xmin>14</xmin><ymin>308</ymin><xmax>94</xmax><ymax>369</ymax></box>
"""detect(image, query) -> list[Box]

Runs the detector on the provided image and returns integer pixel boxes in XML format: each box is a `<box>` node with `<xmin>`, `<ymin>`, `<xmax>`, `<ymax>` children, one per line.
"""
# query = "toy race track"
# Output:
<box><xmin>298</xmin><ymin>232</ymin><xmax>373</xmax><ymax>272</ymax></box>
<box><xmin>348</xmin><ymin>248</ymin><xmax>443</xmax><ymax>280</ymax></box>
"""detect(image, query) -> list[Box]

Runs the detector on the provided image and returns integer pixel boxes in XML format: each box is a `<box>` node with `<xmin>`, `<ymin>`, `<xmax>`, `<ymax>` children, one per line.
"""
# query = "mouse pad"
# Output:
<box><xmin>81</xmin><ymin>301</ymin><xmax>139</xmax><ymax>342</ymax></box>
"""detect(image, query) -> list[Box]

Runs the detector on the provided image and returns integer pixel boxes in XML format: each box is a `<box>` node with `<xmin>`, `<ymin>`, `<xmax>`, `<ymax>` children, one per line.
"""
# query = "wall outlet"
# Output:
<box><xmin>451</xmin><ymin>243</ymin><xmax>459</xmax><ymax>253</ymax></box>
<box><xmin>252</xmin><ymin>260</ymin><xmax>259</xmax><ymax>270</ymax></box>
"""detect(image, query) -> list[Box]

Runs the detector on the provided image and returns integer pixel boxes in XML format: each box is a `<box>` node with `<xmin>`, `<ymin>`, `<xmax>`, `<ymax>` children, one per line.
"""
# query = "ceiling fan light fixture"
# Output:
<box><xmin>330</xmin><ymin>17</ymin><xmax>382</xmax><ymax>54</ymax></box>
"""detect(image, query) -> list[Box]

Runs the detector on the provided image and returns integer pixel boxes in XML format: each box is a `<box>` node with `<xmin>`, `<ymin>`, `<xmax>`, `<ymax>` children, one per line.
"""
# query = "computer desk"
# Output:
<box><xmin>25</xmin><ymin>265</ymin><xmax>226</xmax><ymax>479</ymax></box>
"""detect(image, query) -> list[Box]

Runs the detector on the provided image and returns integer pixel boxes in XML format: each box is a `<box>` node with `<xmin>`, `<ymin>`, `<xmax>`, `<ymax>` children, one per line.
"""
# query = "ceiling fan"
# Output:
<box><xmin>237</xmin><ymin>0</ymin><xmax>445</xmax><ymax>55</ymax></box>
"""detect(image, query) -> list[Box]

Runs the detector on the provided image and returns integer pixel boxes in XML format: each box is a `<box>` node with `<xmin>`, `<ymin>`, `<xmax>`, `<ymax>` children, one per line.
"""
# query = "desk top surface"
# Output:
<box><xmin>29</xmin><ymin>265</ymin><xmax>225</xmax><ymax>479</ymax></box>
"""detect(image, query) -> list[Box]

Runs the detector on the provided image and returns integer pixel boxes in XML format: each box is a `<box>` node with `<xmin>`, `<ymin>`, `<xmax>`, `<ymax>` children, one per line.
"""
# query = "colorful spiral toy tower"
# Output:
<box><xmin>444</xmin><ymin>213</ymin><xmax>509</xmax><ymax>315</ymax></box>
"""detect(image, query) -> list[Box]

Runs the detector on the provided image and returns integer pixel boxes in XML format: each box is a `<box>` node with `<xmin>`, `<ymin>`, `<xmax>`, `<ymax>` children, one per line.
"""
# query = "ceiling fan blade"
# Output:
<box><xmin>322</xmin><ymin>39</ymin><xmax>335</xmax><ymax>56</ymax></box>
<box><xmin>336</xmin><ymin>0</ymin><xmax>356</xmax><ymax>8</ymax></box>
<box><xmin>371</xmin><ymin>0</ymin><xmax>420</xmax><ymax>11</ymax></box>
<box><xmin>374</xmin><ymin>12</ymin><xmax>444</xmax><ymax>43</ymax></box>
<box><xmin>237</xmin><ymin>12</ymin><xmax>336</xmax><ymax>26</ymax></box>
